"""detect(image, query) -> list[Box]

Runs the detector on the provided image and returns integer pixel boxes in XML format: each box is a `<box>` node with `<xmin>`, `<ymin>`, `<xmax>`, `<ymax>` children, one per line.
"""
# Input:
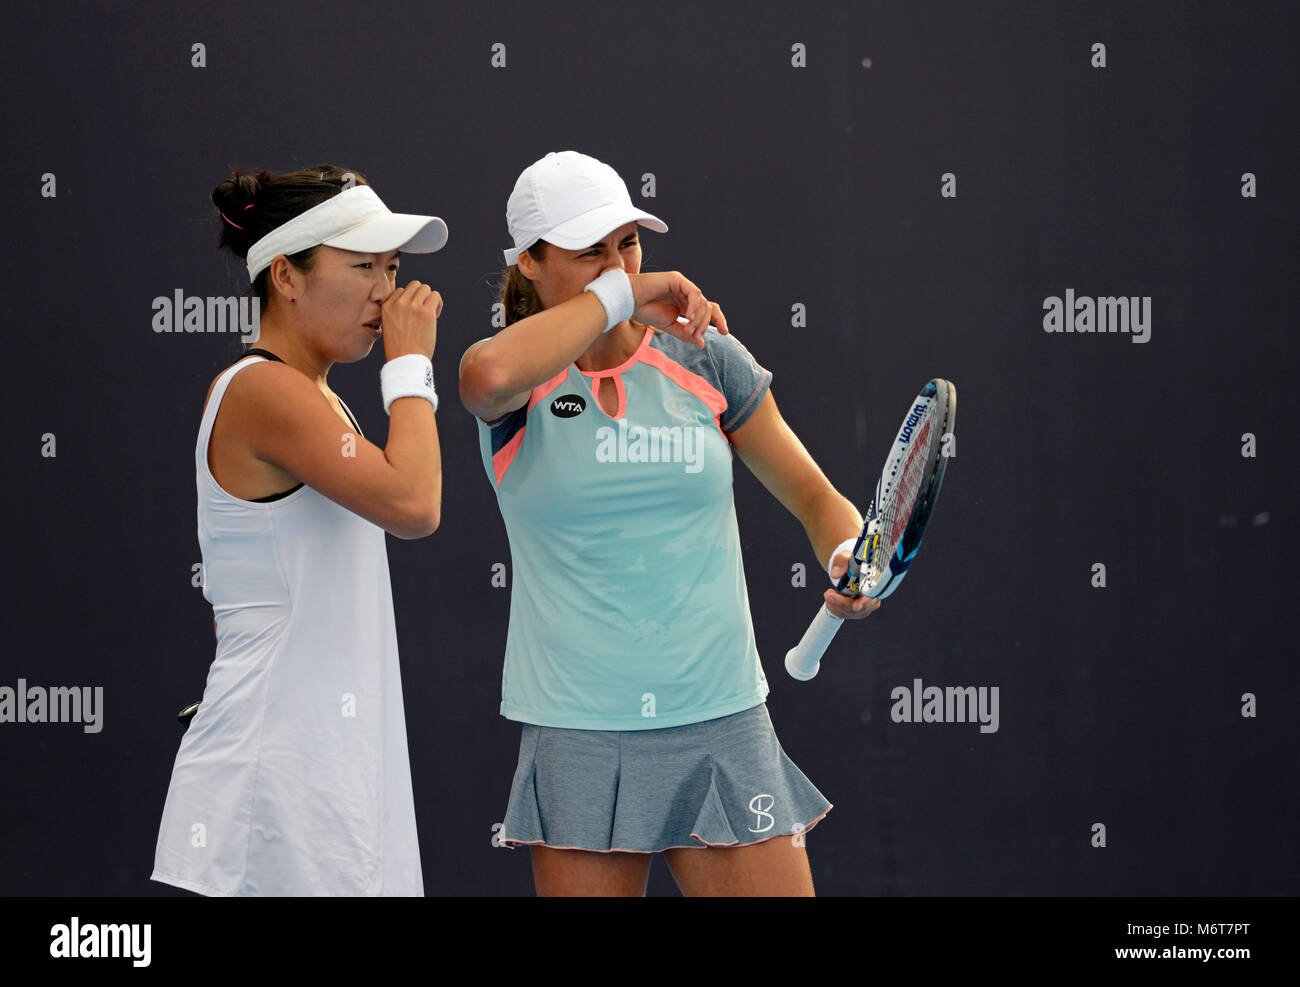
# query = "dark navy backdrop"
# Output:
<box><xmin>0</xmin><ymin>0</ymin><xmax>1295</xmax><ymax>895</ymax></box>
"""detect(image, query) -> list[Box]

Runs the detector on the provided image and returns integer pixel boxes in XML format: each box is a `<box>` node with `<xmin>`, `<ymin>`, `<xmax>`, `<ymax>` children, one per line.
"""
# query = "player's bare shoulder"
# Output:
<box><xmin>207</xmin><ymin>358</ymin><xmax>316</xmax><ymax>439</ymax></box>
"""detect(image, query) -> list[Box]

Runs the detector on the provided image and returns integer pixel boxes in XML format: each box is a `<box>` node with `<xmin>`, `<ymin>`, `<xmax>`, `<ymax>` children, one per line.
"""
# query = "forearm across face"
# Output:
<box><xmin>459</xmin><ymin>292</ymin><xmax>609</xmax><ymax>417</ymax></box>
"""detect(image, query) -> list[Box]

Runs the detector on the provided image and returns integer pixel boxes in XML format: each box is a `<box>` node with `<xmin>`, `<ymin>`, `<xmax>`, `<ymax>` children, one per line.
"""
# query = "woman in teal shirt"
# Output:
<box><xmin>460</xmin><ymin>151</ymin><xmax>878</xmax><ymax>896</ymax></box>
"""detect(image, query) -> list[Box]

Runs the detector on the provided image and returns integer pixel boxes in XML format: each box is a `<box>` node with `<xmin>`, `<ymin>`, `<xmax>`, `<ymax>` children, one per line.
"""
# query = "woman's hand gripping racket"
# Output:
<box><xmin>785</xmin><ymin>379</ymin><xmax>956</xmax><ymax>680</ymax></box>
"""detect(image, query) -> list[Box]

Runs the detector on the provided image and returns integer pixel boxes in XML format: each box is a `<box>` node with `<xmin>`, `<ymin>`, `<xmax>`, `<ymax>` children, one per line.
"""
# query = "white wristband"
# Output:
<box><xmin>584</xmin><ymin>269</ymin><xmax>635</xmax><ymax>333</ymax></box>
<box><xmin>381</xmin><ymin>354</ymin><xmax>437</xmax><ymax>415</ymax></box>
<box><xmin>827</xmin><ymin>536</ymin><xmax>859</xmax><ymax>582</ymax></box>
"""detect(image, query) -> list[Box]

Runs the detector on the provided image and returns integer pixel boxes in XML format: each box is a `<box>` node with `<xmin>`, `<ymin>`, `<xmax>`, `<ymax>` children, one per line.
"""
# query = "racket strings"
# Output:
<box><xmin>875</xmin><ymin>415</ymin><xmax>934</xmax><ymax>572</ymax></box>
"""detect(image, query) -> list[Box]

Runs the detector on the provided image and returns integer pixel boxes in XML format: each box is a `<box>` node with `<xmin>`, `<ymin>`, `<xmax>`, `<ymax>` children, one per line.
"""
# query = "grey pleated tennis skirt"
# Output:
<box><xmin>497</xmin><ymin>703</ymin><xmax>832</xmax><ymax>853</ymax></box>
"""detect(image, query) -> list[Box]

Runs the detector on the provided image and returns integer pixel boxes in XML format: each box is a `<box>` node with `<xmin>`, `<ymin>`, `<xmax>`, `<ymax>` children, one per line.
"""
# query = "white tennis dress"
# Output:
<box><xmin>152</xmin><ymin>356</ymin><xmax>423</xmax><ymax>896</ymax></box>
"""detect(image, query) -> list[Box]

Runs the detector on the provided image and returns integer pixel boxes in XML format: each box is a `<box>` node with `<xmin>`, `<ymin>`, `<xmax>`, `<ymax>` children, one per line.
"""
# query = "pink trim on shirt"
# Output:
<box><xmin>578</xmin><ymin>327</ymin><xmax>650</xmax><ymax>420</ymax></box>
<box><xmin>489</xmin><ymin>370</ymin><xmax>571</xmax><ymax>487</ymax></box>
<box><xmin>640</xmin><ymin>338</ymin><xmax>737</xmax><ymax>459</ymax></box>
<box><xmin>577</xmin><ymin>326</ymin><xmax>654</xmax><ymax>380</ymax></box>
<box><xmin>491</xmin><ymin>428</ymin><xmax>525</xmax><ymax>488</ymax></box>
<box><xmin>638</xmin><ymin>343</ymin><xmax>728</xmax><ymax>431</ymax></box>
<box><xmin>527</xmin><ymin>369</ymin><xmax>573</xmax><ymax>413</ymax></box>
<box><xmin>588</xmin><ymin>374</ymin><xmax>628</xmax><ymax>420</ymax></box>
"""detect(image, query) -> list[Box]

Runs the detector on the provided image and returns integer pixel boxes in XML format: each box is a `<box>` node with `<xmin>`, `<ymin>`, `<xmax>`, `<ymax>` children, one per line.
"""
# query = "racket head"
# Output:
<box><xmin>835</xmin><ymin>378</ymin><xmax>956</xmax><ymax>599</ymax></box>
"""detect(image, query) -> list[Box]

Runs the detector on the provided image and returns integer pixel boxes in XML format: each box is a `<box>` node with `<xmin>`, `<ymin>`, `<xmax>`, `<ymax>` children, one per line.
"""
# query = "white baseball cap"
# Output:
<box><xmin>503</xmin><ymin>150</ymin><xmax>667</xmax><ymax>266</ymax></box>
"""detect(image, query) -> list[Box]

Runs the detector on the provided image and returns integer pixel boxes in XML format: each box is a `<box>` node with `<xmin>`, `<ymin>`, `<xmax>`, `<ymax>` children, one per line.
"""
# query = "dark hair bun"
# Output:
<box><xmin>209</xmin><ymin>164</ymin><xmax>368</xmax><ymax>290</ymax></box>
<box><xmin>211</xmin><ymin>168</ymin><xmax>275</xmax><ymax>258</ymax></box>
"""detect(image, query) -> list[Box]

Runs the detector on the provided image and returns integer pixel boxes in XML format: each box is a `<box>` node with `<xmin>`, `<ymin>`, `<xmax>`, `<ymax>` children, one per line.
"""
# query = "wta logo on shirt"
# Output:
<box><xmin>594</xmin><ymin>419</ymin><xmax>707</xmax><ymax>474</ymax></box>
<box><xmin>550</xmin><ymin>394</ymin><xmax>586</xmax><ymax>418</ymax></box>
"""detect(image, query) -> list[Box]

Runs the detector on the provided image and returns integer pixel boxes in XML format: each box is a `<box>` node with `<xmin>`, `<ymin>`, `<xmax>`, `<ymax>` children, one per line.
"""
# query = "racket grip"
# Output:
<box><xmin>784</xmin><ymin>605</ymin><xmax>846</xmax><ymax>681</ymax></box>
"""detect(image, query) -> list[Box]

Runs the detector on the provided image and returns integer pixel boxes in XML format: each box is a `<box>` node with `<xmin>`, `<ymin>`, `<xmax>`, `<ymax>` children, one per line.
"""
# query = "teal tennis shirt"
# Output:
<box><xmin>470</xmin><ymin>325</ymin><xmax>773</xmax><ymax>730</ymax></box>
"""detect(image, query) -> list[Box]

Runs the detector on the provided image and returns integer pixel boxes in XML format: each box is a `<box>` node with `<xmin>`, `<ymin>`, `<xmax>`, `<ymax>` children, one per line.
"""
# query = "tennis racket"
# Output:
<box><xmin>784</xmin><ymin>378</ymin><xmax>956</xmax><ymax>681</ymax></box>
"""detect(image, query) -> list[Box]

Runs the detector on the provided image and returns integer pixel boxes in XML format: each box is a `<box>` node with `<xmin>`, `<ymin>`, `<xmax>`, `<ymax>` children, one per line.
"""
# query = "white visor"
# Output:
<box><xmin>245</xmin><ymin>185</ymin><xmax>448</xmax><ymax>282</ymax></box>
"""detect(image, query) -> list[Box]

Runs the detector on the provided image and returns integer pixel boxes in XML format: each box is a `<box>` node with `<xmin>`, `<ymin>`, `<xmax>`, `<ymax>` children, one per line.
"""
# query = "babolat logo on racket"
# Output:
<box><xmin>550</xmin><ymin>395</ymin><xmax>587</xmax><ymax>418</ymax></box>
<box><xmin>898</xmin><ymin>403</ymin><xmax>928</xmax><ymax>444</ymax></box>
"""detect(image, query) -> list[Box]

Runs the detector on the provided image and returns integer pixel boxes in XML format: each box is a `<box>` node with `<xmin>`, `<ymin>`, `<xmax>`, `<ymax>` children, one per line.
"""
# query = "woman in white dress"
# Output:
<box><xmin>152</xmin><ymin>164</ymin><xmax>445</xmax><ymax>896</ymax></box>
